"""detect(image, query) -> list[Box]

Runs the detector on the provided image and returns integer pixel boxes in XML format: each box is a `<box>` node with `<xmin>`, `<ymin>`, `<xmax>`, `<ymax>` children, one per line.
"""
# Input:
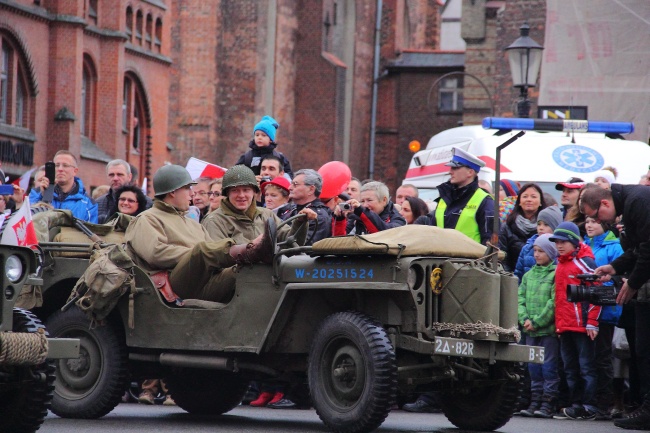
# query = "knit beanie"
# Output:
<box><xmin>500</xmin><ymin>179</ymin><xmax>519</xmax><ymax>197</ymax></box>
<box><xmin>261</xmin><ymin>115</ymin><xmax>279</xmax><ymax>130</ymax></box>
<box><xmin>534</xmin><ymin>233</ymin><xmax>558</xmax><ymax>263</ymax></box>
<box><xmin>537</xmin><ymin>206</ymin><xmax>563</xmax><ymax>231</ymax></box>
<box><xmin>593</xmin><ymin>169</ymin><xmax>615</xmax><ymax>185</ymax></box>
<box><xmin>550</xmin><ymin>221</ymin><xmax>582</xmax><ymax>247</ymax></box>
<box><xmin>253</xmin><ymin>119</ymin><xmax>277</xmax><ymax>142</ymax></box>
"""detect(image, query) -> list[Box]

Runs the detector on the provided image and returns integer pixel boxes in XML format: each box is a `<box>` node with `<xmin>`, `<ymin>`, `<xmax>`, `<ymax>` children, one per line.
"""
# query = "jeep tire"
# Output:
<box><xmin>439</xmin><ymin>361</ymin><xmax>522</xmax><ymax>431</ymax></box>
<box><xmin>0</xmin><ymin>309</ymin><xmax>55</xmax><ymax>433</ymax></box>
<box><xmin>45</xmin><ymin>306</ymin><xmax>128</xmax><ymax>419</ymax></box>
<box><xmin>308</xmin><ymin>311</ymin><xmax>397</xmax><ymax>433</ymax></box>
<box><xmin>166</xmin><ymin>368</ymin><xmax>248</xmax><ymax>414</ymax></box>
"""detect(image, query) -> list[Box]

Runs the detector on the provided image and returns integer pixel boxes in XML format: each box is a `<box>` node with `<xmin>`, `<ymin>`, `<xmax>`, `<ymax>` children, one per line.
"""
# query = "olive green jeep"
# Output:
<box><xmin>0</xmin><ymin>244</ymin><xmax>79</xmax><ymax>433</ymax></box>
<box><xmin>33</xmin><ymin>211</ymin><xmax>543</xmax><ymax>433</ymax></box>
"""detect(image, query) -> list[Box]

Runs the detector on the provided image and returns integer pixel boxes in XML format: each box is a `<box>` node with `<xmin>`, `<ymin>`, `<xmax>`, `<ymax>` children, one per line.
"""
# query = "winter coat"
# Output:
<box><xmin>235</xmin><ymin>141</ymin><xmax>293</xmax><ymax>178</ymax></box>
<box><xmin>124</xmin><ymin>199</ymin><xmax>209</xmax><ymax>274</ymax></box>
<box><xmin>333</xmin><ymin>201</ymin><xmax>406</xmax><ymax>236</ymax></box>
<box><xmin>609</xmin><ymin>184</ymin><xmax>650</xmax><ymax>290</ymax></box>
<box><xmin>202</xmin><ymin>199</ymin><xmax>306</xmax><ymax>246</ymax></box>
<box><xmin>514</xmin><ymin>233</ymin><xmax>539</xmax><ymax>283</ymax></box>
<box><xmin>518</xmin><ymin>262</ymin><xmax>557</xmax><ymax>337</ymax></box>
<box><xmin>584</xmin><ymin>230</ymin><xmax>624</xmax><ymax>324</ymax></box>
<box><xmin>414</xmin><ymin>178</ymin><xmax>494</xmax><ymax>245</ymax></box>
<box><xmin>555</xmin><ymin>243</ymin><xmax>602</xmax><ymax>334</ymax></box>
<box><xmin>281</xmin><ymin>199</ymin><xmax>332</xmax><ymax>245</ymax></box>
<box><xmin>29</xmin><ymin>177</ymin><xmax>97</xmax><ymax>223</ymax></box>
<box><xmin>499</xmin><ymin>218</ymin><xmax>537</xmax><ymax>273</ymax></box>
<box><xmin>97</xmin><ymin>188</ymin><xmax>153</xmax><ymax>224</ymax></box>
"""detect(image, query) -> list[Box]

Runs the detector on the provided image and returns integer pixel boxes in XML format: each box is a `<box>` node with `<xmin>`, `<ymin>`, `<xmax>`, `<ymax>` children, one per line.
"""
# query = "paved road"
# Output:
<box><xmin>40</xmin><ymin>403</ymin><xmax>626</xmax><ymax>433</ymax></box>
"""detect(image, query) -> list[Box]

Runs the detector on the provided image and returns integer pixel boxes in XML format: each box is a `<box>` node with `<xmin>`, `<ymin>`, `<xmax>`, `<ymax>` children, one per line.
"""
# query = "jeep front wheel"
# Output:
<box><xmin>308</xmin><ymin>312</ymin><xmax>397</xmax><ymax>433</ymax></box>
<box><xmin>0</xmin><ymin>309</ymin><xmax>55</xmax><ymax>433</ymax></box>
<box><xmin>166</xmin><ymin>368</ymin><xmax>248</xmax><ymax>414</ymax></box>
<box><xmin>439</xmin><ymin>361</ymin><xmax>522</xmax><ymax>431</ymax></box>
<box><xmin>45</xmin><ymin>307</ymin><xmax>128</xmax><ymax>419</ymax></box>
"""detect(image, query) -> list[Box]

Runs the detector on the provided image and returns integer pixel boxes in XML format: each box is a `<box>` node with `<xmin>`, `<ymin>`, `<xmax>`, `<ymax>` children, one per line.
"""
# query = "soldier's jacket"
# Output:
<box><xmin>124</xmin><ymin>199</ymin><xmax>209</xmax><ymax>274</ymax></box>
<box><xmin>202</xmin><ymin>198</ymin><xmax>307</xmax><ymax>245</ymax></box>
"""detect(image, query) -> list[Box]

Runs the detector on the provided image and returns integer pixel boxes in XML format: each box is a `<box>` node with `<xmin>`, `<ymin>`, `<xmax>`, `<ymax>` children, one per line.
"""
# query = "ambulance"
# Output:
<box><xmin>404</xmin><ymin>118</ymin><xmax>649</xmax><ymax>202</ymax></box>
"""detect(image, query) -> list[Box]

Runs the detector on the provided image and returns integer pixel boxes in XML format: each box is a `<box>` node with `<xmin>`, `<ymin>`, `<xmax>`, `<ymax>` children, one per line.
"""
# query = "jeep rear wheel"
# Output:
<box><xmin>439</xmin><ymin>361</ymin><xmax>522</xmax><ymax>431</ymax></box>
<box><xmin>308</xmin><ymin>312</ymin><xmax>397</xmax><ymax>433</ymax></box>
<box><xmin>166</xmin><ymin>368</ymin><xmax>248</xmax><ymax>415</ymax></box>
<box><xmin>45</xmin><ymin>307</ymin><xmax>128</xmax><ymax>419</ymax></box>
<box><xmin>0</xmin><ymin>309</ymin><xmax>55</xmax><ymax>433</ymax></box>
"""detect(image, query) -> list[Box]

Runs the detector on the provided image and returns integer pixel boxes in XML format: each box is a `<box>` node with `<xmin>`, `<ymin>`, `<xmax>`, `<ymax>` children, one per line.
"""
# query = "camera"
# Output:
<box><xmin>566</xmin><ymin>273</ymin><xmax>619</xmax><ymax>306</ymax></box>
<box><xmin>260</xmin><ymin>176</ymin><xmax>272</xmax><ymax>183</ymax></box>
<box><xmin>339</xmin><ymin>203</ymin><xmax>351</xmax><ymax>211</ymax></box>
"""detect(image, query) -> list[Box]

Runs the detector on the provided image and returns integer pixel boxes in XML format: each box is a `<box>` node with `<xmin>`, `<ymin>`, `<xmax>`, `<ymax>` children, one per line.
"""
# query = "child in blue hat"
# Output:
<box><xmin>236</xmin><ymin>115</ymin><xmax>294</xmax><ymax>179</ymax></box>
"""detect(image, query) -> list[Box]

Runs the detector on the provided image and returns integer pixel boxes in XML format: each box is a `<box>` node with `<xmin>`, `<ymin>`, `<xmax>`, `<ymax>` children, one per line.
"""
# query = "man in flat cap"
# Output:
<box><xmin>414</xmin><ymin>147</ymin><xmax>494</xmax><ymax>245</ymax></box>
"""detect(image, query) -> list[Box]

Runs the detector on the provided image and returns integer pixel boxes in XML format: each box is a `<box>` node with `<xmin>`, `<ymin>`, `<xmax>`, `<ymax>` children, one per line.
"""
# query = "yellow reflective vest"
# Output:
<box><xmin>435</xmin><ymin>188</ymin><xmax>489</xmax><ymax>243</ymax></box>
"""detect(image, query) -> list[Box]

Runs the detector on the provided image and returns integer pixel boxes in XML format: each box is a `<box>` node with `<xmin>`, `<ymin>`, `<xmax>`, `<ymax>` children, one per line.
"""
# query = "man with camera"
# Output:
<box><xmin>332</xmin><ymin>181</ymin><xmax>405</xmax><ymax>236</ymax></box>
<box><xmin>581</xmin><ymin>183</ymin><xmax>650</xmax><ymax>430</ymax></box>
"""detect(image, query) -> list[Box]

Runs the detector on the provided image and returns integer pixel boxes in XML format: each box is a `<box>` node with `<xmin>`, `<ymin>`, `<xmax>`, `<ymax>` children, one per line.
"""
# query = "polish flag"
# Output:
<box><xmin>1</xmin><ymin>197</ymin><xmax>38</xmax><ymax>247</ymax></box>
<box><xmin>12</xmin><ymin>167</ymin><xmax>37</xmax><ymax>192</ymax></box>
<box><xmin>185</xmin><ymin>157</ymin><xmax>227</xmax><ymax>180</ymax></box>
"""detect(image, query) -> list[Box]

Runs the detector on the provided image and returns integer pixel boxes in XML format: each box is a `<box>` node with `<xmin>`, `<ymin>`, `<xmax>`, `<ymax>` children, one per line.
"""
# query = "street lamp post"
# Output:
<box><xmin>505</xmin><ymin>22</ymin><xmax>544</xmax><ymax>118</ymax></box>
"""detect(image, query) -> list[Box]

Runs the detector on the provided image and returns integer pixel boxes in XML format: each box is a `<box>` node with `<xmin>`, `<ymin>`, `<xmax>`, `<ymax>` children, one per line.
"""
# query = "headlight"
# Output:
<box><xmin>5</xmin><ymin>255</ymin><xmax>23</xmax><ymax>283</ymax></box>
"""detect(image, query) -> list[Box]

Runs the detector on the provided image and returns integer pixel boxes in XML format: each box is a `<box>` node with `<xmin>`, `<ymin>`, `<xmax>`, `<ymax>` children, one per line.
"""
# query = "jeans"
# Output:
<box><xmin>525</xmin><ymin>334</ymin><xmax>560</xmax><ymax>399</ymax></box>
<box><xmin>560</xmin><ymin>331</ymin><xmax>598</xmax><ymax>411</ymax></box>
<box><xmin>594</xmin><ymin>323</ymin><xmax>614</xmax><ymax>410</ymax></box>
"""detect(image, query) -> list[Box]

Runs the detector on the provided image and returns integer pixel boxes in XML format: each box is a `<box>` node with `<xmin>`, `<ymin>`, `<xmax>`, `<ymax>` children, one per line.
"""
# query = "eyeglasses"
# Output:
<box><xmin>207</xmin><ymin>191</ymin><xmax>221</xmax><ymax>197</ymax></box>
<box><xmin>54</xmin><ymin>163</ymin><xmax>76</xmax><ymax>169</ymax></box>
<box><xmin>118</xmin><ymin>198</ymin><xmax>137</xmax><ymax>204</ymax></box>
<box><xmin>291</xmin><ymin>181</ymin><xmax>306</xmax><ymax>187</ymax></box>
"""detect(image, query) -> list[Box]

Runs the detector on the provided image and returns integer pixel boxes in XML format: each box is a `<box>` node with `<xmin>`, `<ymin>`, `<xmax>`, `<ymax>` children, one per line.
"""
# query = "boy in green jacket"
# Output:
<box><xmin>518</xmin><ymin>233</ymin><xmax>560</xmax><ymax>418</ymax></box>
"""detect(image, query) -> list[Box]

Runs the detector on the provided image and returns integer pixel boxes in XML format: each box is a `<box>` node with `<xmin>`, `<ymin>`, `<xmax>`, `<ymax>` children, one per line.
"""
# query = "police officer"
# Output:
<box><xmin>415</xmin><ymin>147</ymin><xmax>494</xmax><ymax>245</ymax></box>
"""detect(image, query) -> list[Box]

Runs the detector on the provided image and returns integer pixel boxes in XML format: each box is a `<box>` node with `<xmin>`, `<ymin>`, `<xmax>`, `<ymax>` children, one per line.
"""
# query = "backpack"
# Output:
<box><xmin>67</xmin><ymin>243</ymin><xmax>136</xmax><ymax>325</ymax></box>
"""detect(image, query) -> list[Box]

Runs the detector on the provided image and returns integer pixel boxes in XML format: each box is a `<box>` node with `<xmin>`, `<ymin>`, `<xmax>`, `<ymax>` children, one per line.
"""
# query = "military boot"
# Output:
<box><xmin>229</xmin><ymin>218</ymin><xmax>277</xmax><ymax>265</ymax></box>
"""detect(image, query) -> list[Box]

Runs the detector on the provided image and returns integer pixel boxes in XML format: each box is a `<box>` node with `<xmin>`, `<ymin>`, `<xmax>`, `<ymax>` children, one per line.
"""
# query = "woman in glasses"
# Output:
<box><xmin>208</xmin><ymin>178</ymin><xmax>223</xmax><ymax>213</ymax></box>
<box><xmin>114</xmin><ymin>185</ymin><xmax>147</xmax><ymax>217</ymax></box>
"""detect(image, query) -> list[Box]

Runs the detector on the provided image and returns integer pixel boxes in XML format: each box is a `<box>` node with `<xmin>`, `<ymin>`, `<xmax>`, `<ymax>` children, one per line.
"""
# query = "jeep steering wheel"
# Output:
<box><xmin>276</xmin><ymin>213</ymin><xmax>307</xmax><ymax>251</ymax></box>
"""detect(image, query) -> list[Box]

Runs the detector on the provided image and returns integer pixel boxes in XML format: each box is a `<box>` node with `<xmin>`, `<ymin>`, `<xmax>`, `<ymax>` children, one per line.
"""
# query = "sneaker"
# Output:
<box><xmin>162</xmin><ymin>395</ymin><xmax>176</xmax><ymax>406</ymax></box>
<box><xmin>241</xmin><ymin>387</ymin><xmax>259</xmax><ymax>405</ymax></box>
<box><xmin>520</xmin><ymin>401</ymin><xmax>541</xmax><ymax>417</ymax></box>
<box><xmin>533</xmin><ymin>402</ymin><xmax>555</xmax><ymax>419</ymax></box>
<box><xmin>610</xmin><ymin>407</ymin><xmax>625</xmax><ymax>419</ymax></box>
<box><xmin>562</xmin><ymin>406</ymin><xmax>596</xmax><ymax>420</ymax></box>
<box><xmin>614</xmin><ymin>403</ymin><xmax>650</xmax><ymax>430</ymax></box>
<box><xmin>268</xmin><ymin>392</ymin><xmax>284</xmax><ymax>405</ymax></box>
<box><xmin>268</xmin><ymin>398</ymin><xmax>297</xmax><ymax>409</ymax></box>
<box><xmin>594</xmin><ymin>408</ymin><xmax>611</xmax><ymax>421</ymax></box>
<box><xmin>250</xmin><ymin>391</ymin><xmax>274</xmax><ymax>407</ymax></box>
<box><xmin>402</xmin><ymin>399</ymin><xmax>441</xmax><ymax>413</ymax></box>
<box><xmin>137</xmin><ymin>391</ymin><xmax>155</xmax><ymax>405</ymax></box>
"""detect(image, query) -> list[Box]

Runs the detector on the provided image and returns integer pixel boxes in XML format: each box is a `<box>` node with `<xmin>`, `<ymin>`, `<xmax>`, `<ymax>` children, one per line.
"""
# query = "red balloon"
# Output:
<box><xmin>318</xmin><ymin>161</ymin><xmax>352</xmax><ymax>199</ymax></box>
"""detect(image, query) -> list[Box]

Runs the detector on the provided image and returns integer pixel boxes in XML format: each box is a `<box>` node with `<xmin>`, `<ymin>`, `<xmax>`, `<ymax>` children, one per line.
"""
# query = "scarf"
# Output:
<box><xmin>222</xmin><ymin>197</ymin><xmax>259</xmax><ymax>221</ymax></box>
<box><xmin>515</xmin><ymin>214</ymin><xmax>538</xmax><ymax>236</ymax></box>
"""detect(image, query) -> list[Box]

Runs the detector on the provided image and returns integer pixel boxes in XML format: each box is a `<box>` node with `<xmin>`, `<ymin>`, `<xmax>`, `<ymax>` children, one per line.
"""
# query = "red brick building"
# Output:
<box><xmin>0</xmin><ymin>0</ymin><xmax>171</xmax><ymax>192</ymax></box>
<box><xmin>167</xmin><ymin>0</ymin><xmax>463</xmax><ymax>193</ymax></box>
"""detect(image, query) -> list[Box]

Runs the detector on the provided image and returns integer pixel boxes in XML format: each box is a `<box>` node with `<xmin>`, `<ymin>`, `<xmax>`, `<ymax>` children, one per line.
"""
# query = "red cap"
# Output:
<box><xmin>555</xmin><ymin>177</ymin><xmax>585</xmax><ymax>191</ymax></box>
<box><xmin>261</xmin><ymin>176</ymin><xmax>290</xmax><ymax>195</ymax></box>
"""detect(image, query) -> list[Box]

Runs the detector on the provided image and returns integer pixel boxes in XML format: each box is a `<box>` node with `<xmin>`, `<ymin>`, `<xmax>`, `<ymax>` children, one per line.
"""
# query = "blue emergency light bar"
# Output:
<box><xmin>482</xmin><ymin>117</ymin><xmax>635</xmax><ymax>134</ymax></box>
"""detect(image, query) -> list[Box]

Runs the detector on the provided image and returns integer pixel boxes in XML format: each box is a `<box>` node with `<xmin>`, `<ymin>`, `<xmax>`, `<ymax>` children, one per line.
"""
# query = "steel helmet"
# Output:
<box><xmin>221</xmin><ymin>165</ymin><xmax>260</xmax><ymax>195</ymax></box>
<box><xmin>153</xmin><ymin>164</ymin><xmax>196</xmax><ymax>196</ymax></box>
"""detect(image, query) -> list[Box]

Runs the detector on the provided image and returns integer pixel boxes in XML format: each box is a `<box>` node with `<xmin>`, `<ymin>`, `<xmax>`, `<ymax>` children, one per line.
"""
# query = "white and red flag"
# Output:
<box><xmin>185</xmin><ymin>157</ymin><xmax>227</xmax><ymax>180</ymax></box>
<box><xmin>12</xmin><ymin>167</ymin><xmax>37</xmax><ymax>191</ymax></box>
<box><xmin>1</xmin><ymin>197</ymin><xmax>38</xmax><ymax>247</ymax></box>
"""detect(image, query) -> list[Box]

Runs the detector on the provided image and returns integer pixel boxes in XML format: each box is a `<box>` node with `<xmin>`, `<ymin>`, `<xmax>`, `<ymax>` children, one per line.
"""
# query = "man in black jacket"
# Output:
<box><xmin>282</xmin><ymin>169</ymin><xmax>331</xmax><ymax>245</ymax></box>
<box><xmin>581</xmin><ymin>184</ymin><xmax>650</xmax><ymax>430</ymax></box>
<box><xmin>414</xmin><ymin>147</ymin><xmax>494</xmax><ymax>245</ymax></box>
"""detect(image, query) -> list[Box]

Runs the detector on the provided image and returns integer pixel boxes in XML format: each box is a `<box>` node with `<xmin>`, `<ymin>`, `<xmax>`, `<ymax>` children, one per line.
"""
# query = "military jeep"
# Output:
<box><xmin>0</xmin><ymin>244</ymin><xmax>79</xmax><ymax>433</ymax></box>
<box><xmin>33</xmin><ymin>212</ymin><xmax>543</xmax><ymax>433</ymax></box>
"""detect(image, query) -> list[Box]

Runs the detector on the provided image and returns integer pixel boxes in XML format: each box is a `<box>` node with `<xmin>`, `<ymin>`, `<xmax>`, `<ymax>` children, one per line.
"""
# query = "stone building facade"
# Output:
<box><xmin>0</xmin><ymin>0</ymin><xmax>171</xmax><ymax>191</ymax></box>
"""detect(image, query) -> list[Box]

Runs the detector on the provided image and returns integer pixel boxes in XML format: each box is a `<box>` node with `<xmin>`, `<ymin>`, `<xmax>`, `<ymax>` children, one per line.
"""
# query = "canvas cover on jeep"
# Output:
<box><xmin>312</xmin><ymin>225</ymin><xmax>505</xmax><ymax>259</ymax></box>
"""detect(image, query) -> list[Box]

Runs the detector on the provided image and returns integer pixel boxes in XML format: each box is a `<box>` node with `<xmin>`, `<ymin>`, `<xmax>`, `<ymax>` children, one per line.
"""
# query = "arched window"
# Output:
<box><xmin>155</xmin><ymin>18</ymin><xmax>162</xmax><ymax>53</ymax></box>
<box><xmin>81</xmin><ymin>55</ymin><xmax>97</xmax><ymax>139</ymax></box>
<box><xmin>123</xmin><ymin>73</ymin><xmax>151</xmax><ymax>183</ymax></box>
<box><xmin>135</xmin><ymin>10</ymin><xmax>143</xmax><ymax>45</ymax></box>
<box><xmin>0</xmin><ymin>32</ymin><xmax>35</xmax><ymax>129</ymax></box>
<box><xmin>126</xmin><ymin>7</ymin><xmax>134</xmax><ymax>41</ymax></box>
<box><xmin>145</xmin><ymin>14</ymin><xmax>153</xmax><ymax>50</ymax></box>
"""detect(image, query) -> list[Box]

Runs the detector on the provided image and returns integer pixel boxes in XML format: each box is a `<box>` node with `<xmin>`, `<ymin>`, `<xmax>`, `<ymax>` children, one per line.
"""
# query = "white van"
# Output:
<box><xmin>404</xmin><ymin>124</ymin><xmax>650</xmax><ymax>202</ymax></box>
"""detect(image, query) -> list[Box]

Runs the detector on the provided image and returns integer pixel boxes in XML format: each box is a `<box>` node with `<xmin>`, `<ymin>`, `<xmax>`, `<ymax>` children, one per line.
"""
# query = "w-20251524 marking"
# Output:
<box><xmin>294</xmin><ymin>268</ymin><xmax>374</xmax><ymax>280</ymax></box>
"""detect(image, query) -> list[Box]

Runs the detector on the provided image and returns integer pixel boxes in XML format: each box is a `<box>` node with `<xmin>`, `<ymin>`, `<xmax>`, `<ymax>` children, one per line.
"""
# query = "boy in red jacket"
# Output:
<box><xmin>549</xmin><ymin>221</ymin><xmax>602</xmax><ymax>420</ymax></box>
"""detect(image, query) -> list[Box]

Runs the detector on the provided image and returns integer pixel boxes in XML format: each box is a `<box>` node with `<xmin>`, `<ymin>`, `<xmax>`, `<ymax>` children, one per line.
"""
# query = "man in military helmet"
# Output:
<box><xmin>203</xmin><ymin>165</ymin><xmax>316</xmax><ymax>271</ymax></box>
<box><xmin>124</xmin><ymin>164</ymin><xmax>278</xmax><ymax>303</ymax></box>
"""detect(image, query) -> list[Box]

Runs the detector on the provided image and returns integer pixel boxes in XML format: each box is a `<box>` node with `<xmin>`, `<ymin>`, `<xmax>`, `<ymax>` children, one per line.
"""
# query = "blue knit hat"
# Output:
<box><xmin>253</xmin><ymin>119</ymin><xmax>276</xmax><ymax>142</ymax></box>
<box><xmin>549</xmin><ymin>221</ymin><xmax>581</xmax><ymax>246</ymax></box>
<box><xmin>534</xmin><ymin>233</ymin><xmax>558</xmax><ymax>263</ymax></box>
<box><xmin>261</xmin><ymin>115</ymin><xmax>279</xmax><ymax>130</ymax></box>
